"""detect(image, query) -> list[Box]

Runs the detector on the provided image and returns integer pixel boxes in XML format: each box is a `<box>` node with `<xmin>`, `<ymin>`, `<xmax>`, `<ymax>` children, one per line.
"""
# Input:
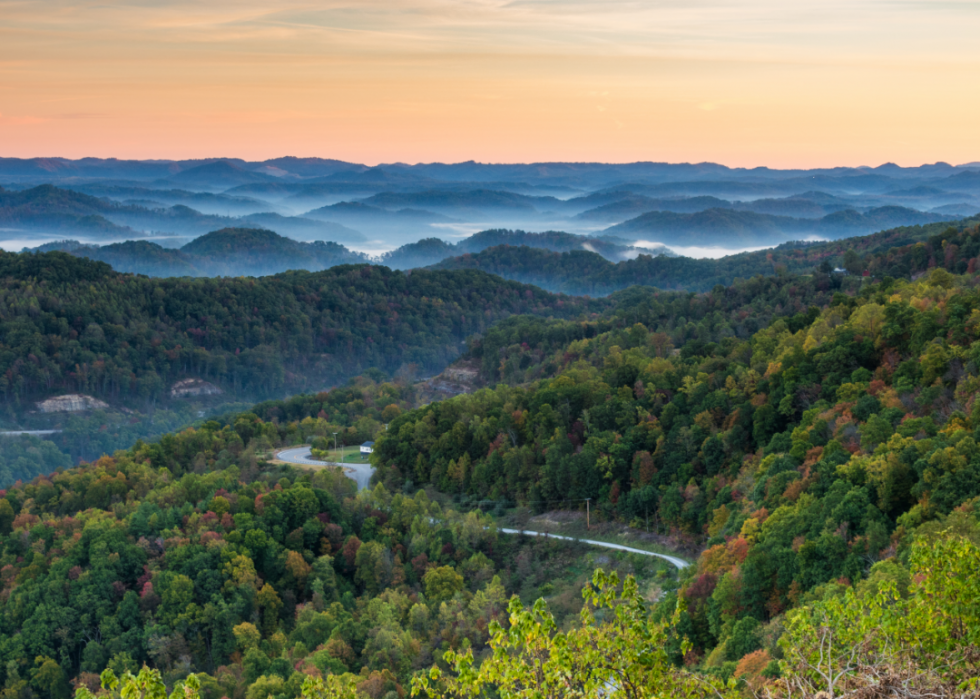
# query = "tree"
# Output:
<box><xmin>843</xmin><ymin>249</ymin><xmax>863</xmax><ymax>275</ymax></box>
<box><xmin>423</xmin><ymin>566</ymin><xmax>464</xmax><ymax>603</ymax></box>
<box><xmin>32</xmin><ymin>657</ymin><xmax>69</xmax><ymax>699</ymax></box>
<box><xmin>726</xmin><ymin>616</ymin><xmax>761</xmax><ymax>661</ymax></box>
<box><xmin>0</xmin><ymin>499</ymin><xmax>14</xmax><ymax>534</ymax></box>
<box><xmin>354</xmin><ymin>541</ymin><xmax>388</xmax><ymax>595</ymax></box>
<box><xmin>256</xmin><ymin>584</ymin><xmax>282</xmax><ymax>636</ymax></box>
<box><xmin>774</xmin><ymin>535</ymin><xmax>980</xmax><ymax>699</ymax></box>
<box><xmin>413</xmin><ymin>570</ymin><xmax>738</xmax><ymax>699</ymax></box>
<box><xmin>75</xmin><ymin>668</ymin><xmax>200</xmax><ymax>699</ymax></box>
<box><xmin>232</xmin><ymin>622</ymin><xmax>261</xmax><ymax>652</ymax></box>
<box><xmin>300</xmin><ymin>674</ymin><xmax>360</xmax><ymax>699</ymax></box>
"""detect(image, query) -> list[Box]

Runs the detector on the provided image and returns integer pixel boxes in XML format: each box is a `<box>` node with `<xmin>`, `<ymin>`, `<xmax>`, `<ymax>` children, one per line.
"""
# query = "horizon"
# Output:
<box><xmin>3</xmin><ymin>156</ymin><xmax>980</xmax><ymax>171</ymax></box>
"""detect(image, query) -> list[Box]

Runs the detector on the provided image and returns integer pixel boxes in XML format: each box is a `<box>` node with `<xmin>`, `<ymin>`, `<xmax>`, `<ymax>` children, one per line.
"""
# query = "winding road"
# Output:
<box><xmin>275</xmin><ymin>446</ymin><xmax>689</xmax><ymax>569</ymax></box>
<box><xmin>498</xmin><ymin>528</ymin><xmax>689</xmax><ymax>569</ymax></box>
<box><xmin>275</xmin><ymin>447</ymin><xmax>375</xmax><ymax>491</ymax></box>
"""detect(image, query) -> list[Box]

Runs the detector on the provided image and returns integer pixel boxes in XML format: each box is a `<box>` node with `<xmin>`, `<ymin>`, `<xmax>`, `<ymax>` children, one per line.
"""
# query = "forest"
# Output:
<box><xmin>0</xmin><ymin>261</ymin><xmax>979</xmax><ymax>698</ymax></box>
<box><xmin>0</xmin><ymin>412</ymin><xmax>671</xmax><ymax>699</ymax></box>
<box><xmin>432</xmin><ymin>218</ymin><xmax>980</xmax><ymax>294</ymax></box>
<box><xmin>2</xmin><ymin>217</ymin><xmax>980</xmax><ymax>699</ymax></box>
<box><xmin>604</xmin><ymin>204</ymin><xmax>951</xmax><ymax>245</ymax></box>
<box><xmin>0</xmin><ymin>252</ymin><xmax>596</xmax><ymax>409</ymax></box>
<box><xmin>0</xmin><ymin>251</ymin><xmax>599</xmax><ymax>474</ymax></box>
<box><xmin>39</xmin><ymin>227</ymin><xmax>645</xmax><ymax>279</ymax></box>
<box><xmin>41</xmin><ymin>230</ymin><xmax>366</xmax><ymax>279</ymax></box>
<box><xmin>363</xmin><ymin>263</ymin><xmax>980</xmax><ymax>683</ymax></box>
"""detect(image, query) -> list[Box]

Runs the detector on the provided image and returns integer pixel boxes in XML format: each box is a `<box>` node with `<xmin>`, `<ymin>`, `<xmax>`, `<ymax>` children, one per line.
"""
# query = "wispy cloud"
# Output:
<box><xmin>0</xmin><ymin>0</ymin><xmax>978</xmax><ymax>163</ymax></box>
<box><xmin>5</xmin><ymin>0</ymin><xmax>977</xmax><ymax>58</ymax></box>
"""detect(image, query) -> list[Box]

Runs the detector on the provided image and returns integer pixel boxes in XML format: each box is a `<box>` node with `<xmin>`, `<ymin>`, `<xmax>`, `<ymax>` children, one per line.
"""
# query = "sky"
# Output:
<box><xmin>1</xmin><ymin>0</ymin><xmax>980</xmax><ymax>167</ymax></box>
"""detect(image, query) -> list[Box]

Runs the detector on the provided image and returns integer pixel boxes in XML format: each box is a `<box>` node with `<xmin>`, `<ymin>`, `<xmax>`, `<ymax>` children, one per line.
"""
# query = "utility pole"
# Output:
<box><xmin>332</xmin><ymin>432</ymin><xmax>338</xmax><ymax>463</ymax></box>
<box><xmin>586</xmin><ymin>498</ymin><xmax>591</xmax><ymax>531</ymax></box>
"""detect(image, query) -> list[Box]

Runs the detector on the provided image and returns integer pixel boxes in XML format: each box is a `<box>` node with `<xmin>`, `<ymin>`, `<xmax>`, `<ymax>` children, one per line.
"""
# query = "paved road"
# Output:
<box><xmin>0</xmin><ymin>430</ymin><xmax>60</xmax><ymax>437</ymax></box>
<box><xmin>276</xmin><ymin>447</ymin><xmax>375</xmax><ymax>491</ymax></box>
<box><xmin>275</xmin><ymin>447</ymin><xmax>688</xmax><ymax>569</ymax></box>
<box><xmin>498</xmin><ymin>527</ymin><xmax>690</xmax><ymax>569</ymax></box>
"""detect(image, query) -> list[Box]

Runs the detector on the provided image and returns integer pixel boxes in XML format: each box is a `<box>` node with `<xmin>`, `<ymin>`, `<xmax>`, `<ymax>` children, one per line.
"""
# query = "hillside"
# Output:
<box><xmin>178</xmin><ymin>228</ymin><xmax>365</xmax><ymax>276</ymax></box>
<box><xmin>37</xmin><ymin>229</ymin><xmax>367</xmax><ymax>277</ymax></box>
<box><xmin>0</xmin><ymin>184</ymin><xmax>365</xmax><ymax>246</ymax></box>
<box><xmin>607</xmin><ymin>205</ymin><xmax>951</xmax><ymax>244</ymax></box>
<box><xmin>606</xmin><ymin>208</ymin><xmax>810</xmax><ymax>245</ymax></box>
<box><xmin>358</xmin><ymin>189</ymin><xmax>553</xmax><ymax>214</ymax></box>
<box><xmin>165</xmin><ymin>160</ymin><xmax>281</xmax><ymax>188</ymax></box>
<box><xmin>108</xmin><ymin>205</ymin><xmax>364</xmax><ymax>244</ymax></box>
<box><xmin>574</xmin><ymin>191</ymin><xmax>953</xmax><ymax>226</ymax></box>
<box><xmin>431</xmin><ymin>218</ymin><xmax>980</xmax><ymax>294</ymax></box>
<box><xmin>0</xmin><ymin>422</ymin><xmax>617</xmax><ymax>698</ymax></box>
<box><xmin>0</xmin><ymin>253</ymin><xmax>599</xmax><ymax>411</ymax></box>
<box><xmin>575</xmin><ymin>195</ymin><xmax>735</xmax><ymax>221</ymax></box>
<box><xmin>369</xmin><ymin>264</ymin><xmax>980</xmax><ymax>678</ymax></box>
<box><xmin>2</xmin><ymin>257</ymin><xmax>979</xmax><ymax>699</ymax></box>
<box><xmin>377</xmin><ymin>230</ymin><xmax>647</xmax><ymax>270</ymax></box>
<box><xmin>42</xmin><ymin>227</ymin><xmax>652</xmax><ymax>278</ymax></box>
<box><xmin>303</xmin><ymin>201</ymin><xmax>453</xmax><ymax>224</ymax></box>
<box><xmin>54</xmin><ymin>240</ymin><xmax>199</xmax><ymax>276</ymax></box>
<box><xmin>0</xmin><ymin>185</ymin><xmax>140</xmax><ymax>238</ymax></box>
<box><xmin>429</xmin><ymin>245</ymin><xmax>663</xmax><ymax>294</ymax></box>
<box><xmin>65</xmin><ymin>184</ymin><xmax>274</xmax><ymax>216</ymax></box>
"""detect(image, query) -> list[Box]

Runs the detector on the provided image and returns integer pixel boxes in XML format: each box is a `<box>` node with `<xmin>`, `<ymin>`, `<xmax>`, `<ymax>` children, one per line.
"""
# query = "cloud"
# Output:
<box><xmin>3</xmin><ymin>0</ymin><xmax>978</xmax><ymax>61</ymax></box>
<box><xmin>1</xmin><ymin>0</ymin><xmax>979</xmax><ymax>164</ymax></box>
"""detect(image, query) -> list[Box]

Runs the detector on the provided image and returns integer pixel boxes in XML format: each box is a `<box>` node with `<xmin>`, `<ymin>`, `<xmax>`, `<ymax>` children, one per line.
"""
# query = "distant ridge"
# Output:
<box><xmin>0</xmin><ymin>184</ymin><xmax>141</xmax><ymax>238</ymax></box>
<box><xmin>36</xmin><ymin>228</ymin><xmax>366</xmax><ymax>277</ymax></box>
<box><xmin>605</xmin><ymin>205</ymin><xmax>950</xmax><ymax>244</ymax></box>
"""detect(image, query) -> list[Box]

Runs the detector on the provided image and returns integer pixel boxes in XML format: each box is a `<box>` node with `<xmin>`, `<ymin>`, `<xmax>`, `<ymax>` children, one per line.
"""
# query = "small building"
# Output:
<box><xmin>360</xmin><ymin>441</ymin><xmax>375</xmax><ymax>454</ymax></box>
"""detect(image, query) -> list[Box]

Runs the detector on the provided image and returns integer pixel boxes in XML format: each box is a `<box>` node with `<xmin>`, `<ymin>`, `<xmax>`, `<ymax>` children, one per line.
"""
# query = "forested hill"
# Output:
<box><xmin>432</xmin><ymin>218</ymin><xmax>980</xmax><ymax>294</ymax></box>
<box><xmin>370</xmin><ymin>264</ymin><xmax>980</xmax><ymax>673</ymax></box>
<box><xmin>0</xmin><ymin>184</ymin><xmax>140</xmax><ymax>238</ymax></box>
<box><xmin>36</xmin><ymin>229</ymin><xmax>368</xmax><ymax>278</ymax></box>
<box><xmin>604</xmin><ymin>204</ymin><xmax>952</xmax><ymax>244</ymax></box>
<box><xmin>1</xmin><ymin>264</ymin><xmax>979</xmax><ymax>699</ymax></box>
<box><xmin>41</xmin><ymin>227</ymin><xmax>644</xmax><ymax>278</ymax></box>
<box><xmin>0</xmin><ymin>253</ymin><xmax>598</xmax><ymax>409</ymax></box>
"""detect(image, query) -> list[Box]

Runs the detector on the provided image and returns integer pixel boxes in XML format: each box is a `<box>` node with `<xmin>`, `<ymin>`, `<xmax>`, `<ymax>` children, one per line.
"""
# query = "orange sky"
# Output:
<box><xmin>2</xmin><ymin>0</ymin><xmax>980</xmax><ymax>167</ymax></box>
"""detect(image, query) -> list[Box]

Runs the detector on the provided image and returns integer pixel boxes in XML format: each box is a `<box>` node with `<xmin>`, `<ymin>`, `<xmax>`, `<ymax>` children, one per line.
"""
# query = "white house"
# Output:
<box><xmin>360</xmin><ymin>441</ymin><xmax>375</xmax><ymax>454</ymax></box>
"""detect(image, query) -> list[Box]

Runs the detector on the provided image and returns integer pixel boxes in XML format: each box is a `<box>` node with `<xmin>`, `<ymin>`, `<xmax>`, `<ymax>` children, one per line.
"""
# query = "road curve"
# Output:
<box><xmin>497</xmin><ymin>527</ymin><xmax>690</xmax><ymax>569</ymax></box>
<box><xmin>275</xmin><ymin>447</ymin><xmax>688</xmax><ymax>568</ymax></box>
<box><xmin>275</xmin><ymin>447</ymin><xmax>375</xmax><ymax>491</ymax></box>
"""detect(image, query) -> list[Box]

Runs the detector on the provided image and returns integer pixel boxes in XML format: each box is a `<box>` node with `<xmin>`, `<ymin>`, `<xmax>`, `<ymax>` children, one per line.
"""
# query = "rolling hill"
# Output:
<box><xmin>39</xmin><ymin>228</ymin><xmax>367</xmax><ymax>277</ymax></box>
<box><xmin>0</xmin><ymin>184</ymin><xmax>141</xmax><ymax>239</ymax></box>
<box><xmin>606</xmin><ymin>205</ymin><xmax>952</xmax><ymax>245</ymax></box>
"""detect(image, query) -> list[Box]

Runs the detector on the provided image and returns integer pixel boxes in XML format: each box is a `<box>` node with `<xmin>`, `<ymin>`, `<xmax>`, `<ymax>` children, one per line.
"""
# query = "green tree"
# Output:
<box><xmin>423</xmin><ymin>566</ymin><xmax>464</xmax><ymax>603</ymax></box>
<box><xmin>843</xmin><ymin>248</ymin><xmax>863</xmax><ymax>275</ymax></box>
<box><xmin>413</xmin><ymin>570</ymin><xmax>738</xmax><ymax>699</ymax></box>
<box><xmin>31</xmin><ymin>657</ymin><xmax>69</xmax><ymax>699</ymax></box>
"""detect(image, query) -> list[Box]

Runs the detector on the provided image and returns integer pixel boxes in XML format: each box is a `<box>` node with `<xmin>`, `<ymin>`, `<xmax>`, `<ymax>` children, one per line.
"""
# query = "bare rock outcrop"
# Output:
<box><xmin>416</xmin><ymin>359</ymin><xmax>482</xmax><ymax>404</ymax></box>
<box><xmin>170</xmin><ymin>378</ymin><xmax>223</xmax><ymax>398</ymax></box>
<box><xmin>35</xmin><ymin>394</ymin><xmax>110</xmax><ymax>413</ymax></box>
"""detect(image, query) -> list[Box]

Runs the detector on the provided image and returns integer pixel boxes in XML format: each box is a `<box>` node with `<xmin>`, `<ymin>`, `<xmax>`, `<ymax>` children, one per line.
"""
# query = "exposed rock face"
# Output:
<box><xmin>170</xmin><ymin>378</ymin><xmax>223</xmax><ymax>398</ymax></box>
<box><xmin>35</xmin><ymin>394</ymin><xmax>110</xmax><ymax>413</ymax></box>
<box><xmin>416</xmin><ymin>359</ymin><xmax>481</xmax><ymax>404</ymax></box>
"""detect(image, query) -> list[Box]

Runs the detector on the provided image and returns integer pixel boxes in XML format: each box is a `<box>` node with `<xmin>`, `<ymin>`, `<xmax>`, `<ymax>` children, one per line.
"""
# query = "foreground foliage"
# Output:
<box><xmin>414</xmin><ymin>569</ymin><xmax>735</xmax><ymax>699</ymax></box>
